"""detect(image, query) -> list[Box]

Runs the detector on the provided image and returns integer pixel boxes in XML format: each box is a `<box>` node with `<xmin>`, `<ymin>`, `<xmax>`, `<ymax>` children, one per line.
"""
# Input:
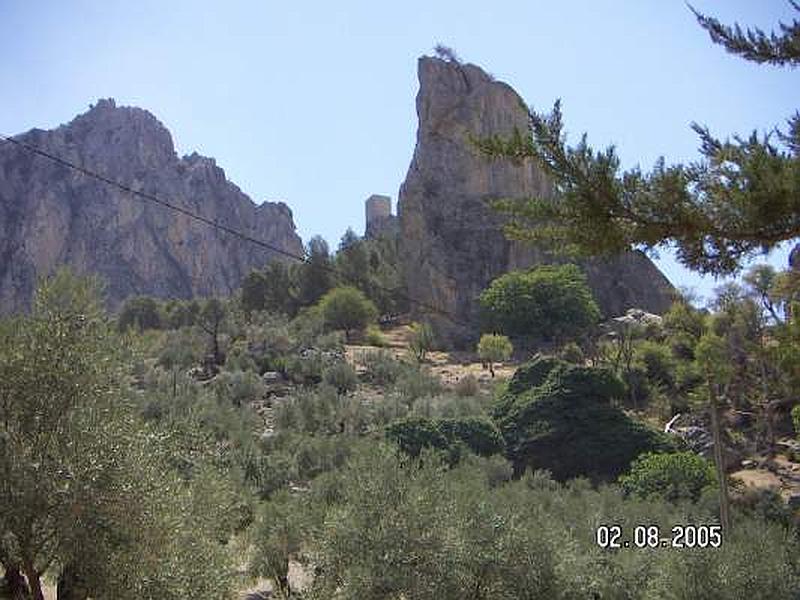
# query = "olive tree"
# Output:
<box><xmin>477</xmin><ymin>333</ymin><xmax>513</xmax><ymax>377</ymax></box>
<box><xmin>318</xmin><ymin>286</ymin><xmax>378</xmax><ymax>341</ymax></box>
<box><xmin>0</xmin><ymin>270</ymin><xmax>238</xmax><ymax>600</ymax></box>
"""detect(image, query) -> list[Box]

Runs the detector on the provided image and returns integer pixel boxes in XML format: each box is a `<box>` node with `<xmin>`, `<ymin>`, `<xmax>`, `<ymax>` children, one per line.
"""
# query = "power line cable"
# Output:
<box><xmin>0</xmin><ymin>133</ymin><xmax>471</xmax><ymax>327</ymax></box>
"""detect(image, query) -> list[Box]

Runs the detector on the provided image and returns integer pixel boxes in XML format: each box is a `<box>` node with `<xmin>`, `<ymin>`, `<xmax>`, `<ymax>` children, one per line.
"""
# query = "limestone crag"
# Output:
<box><xmin>398</xmin><ymin>57</ymin><xmax>674</xmax><ymax>344</ymax></box>
<box><xmin>0</xmin><ymin>99</ymin><xmax>303</xmax><ymax>312</ymax></box>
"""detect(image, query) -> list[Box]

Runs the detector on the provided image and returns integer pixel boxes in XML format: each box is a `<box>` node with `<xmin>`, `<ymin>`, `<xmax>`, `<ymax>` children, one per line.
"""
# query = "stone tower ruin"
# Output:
<box><xmin>365</xmin><ymin>194</ymin><xmax>398</xmax><ymax>238</ymax></box>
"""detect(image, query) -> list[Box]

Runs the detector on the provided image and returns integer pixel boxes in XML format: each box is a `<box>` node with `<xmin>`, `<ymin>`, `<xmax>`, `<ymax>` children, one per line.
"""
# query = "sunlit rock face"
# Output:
<box><xmin>398</xmin><ymin>57</ymin><xmax>674</xmax><ymax>345</ymax></box>
<box><xmin>0</xmin><ymin>99</ymin><xmax>303</xmax><ymax>312</ymax></box>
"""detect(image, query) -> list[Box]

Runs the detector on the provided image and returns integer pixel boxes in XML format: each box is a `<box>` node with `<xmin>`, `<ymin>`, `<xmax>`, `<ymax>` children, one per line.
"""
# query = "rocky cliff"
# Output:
<box><xmin>398</xmin><ymin>57</ymin><xmax>675</xmax><ymax>344</ymax></box>
<box><xmin>0</xmin><ymin>99</ymin><xmax>303</xmax><ymax>312</ymax></box>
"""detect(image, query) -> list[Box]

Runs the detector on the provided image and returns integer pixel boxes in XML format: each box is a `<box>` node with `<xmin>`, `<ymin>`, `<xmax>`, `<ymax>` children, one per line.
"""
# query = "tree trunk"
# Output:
<box><xmin>758</xmin><ymin>349</ymin><xmax>775</xmax><ymax>458</ymax></box>
<box><xmin>489</xmin><ymin>362</ymin><xmax>495</xmax><ymax>378</ymax></box>
<box><xmin>212</xmin><ymin>327</ymin><xmax>220</xmax><ymax>365</ymax></box>
<box><xmin>708</xmin><ymin>383</ymin><xmax>732</xmax><ymax>533</ymax></box>
<box><xmin>22</xmin><ymin>561</ymin><xmax>44</xmax><ymax>600</ymax></box>
<box><xmin>2</xmin><ymin>565</ymin><xmax>29</xmax><ymax>600</ymax></box>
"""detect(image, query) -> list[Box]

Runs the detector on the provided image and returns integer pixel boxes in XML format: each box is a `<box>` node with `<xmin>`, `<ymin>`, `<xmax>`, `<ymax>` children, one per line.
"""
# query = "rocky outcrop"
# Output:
<box><xmin>0</xmin><ymin>99</ymin><xmax>303</xmax><ymax>312</ymax></box>
<box><xmin>398</xmin><ymin>57</ymin><xmax>675</xmax><ymax>345</ymax></box>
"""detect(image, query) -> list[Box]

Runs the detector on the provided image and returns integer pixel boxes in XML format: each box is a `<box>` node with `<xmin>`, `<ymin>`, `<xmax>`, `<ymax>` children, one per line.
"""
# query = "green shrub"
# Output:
<box><xmin>559</xmin><ymin>341</ymin><xmax>585</xmax><ymax>364</ymax></box>
<box><xmin>315</xmin><ymin>330</ymin><xmax>346</xmax><ymax>351</ymax></box>
<box><xmin>284</xmin><ymin>350</ymin><xmax>327</xmax><ymax>385</ymax></box>
<box><xmin>275</xmin><ymin>385</ymin><xmax>369</xmax><ymax>435</ymax></box>
<box><xmin>385</xmin><ymin>415</ymin><xmax>503</xmax><ymax>462</ymax></box>
<box><xmin>635</xmin><ymin>340</ymin><xmax>677</xmax><ymax>391</ymax></box>
<box><xmin>454</xmin><ymin>374</ymin><xmax>479</xmax><ymax>397</ymax></box>
<box><xmin>619</xmin><ymin>451</ymin><xmax>716</xmax><ymax>503</ymax></box>
<box><xmin>365</xmin><ymin>324</ymin><xmax>388</xmax><ymax>347</ymax></box>
<box><xmin>212</xmin><ymin>370</ymin><xmax>265</xmax><ymax>407</ymax></box>
<box><xmin>493</xmin><ymin>356</ymin><xmax>673</xmax><ymax>481</ymax></box>
<box><xmin>323</xmin><ymin>361</ymin><xmax>359</xmax><ymax>395</ymax></box>
<box><xmin>156</xmin><ymin>327</ymin><xmax>205</xmax><ymax>370</ymax></box>
<box><xmin>385</xmin><ymin>417</ymin><xmax>448</xmax><ymax>458</ymax></box>
<box><xmin>733</xmin><ymin>486</ymin><xmax>793</xmax><ymax>527</ymax></box>
<box><xmin>291</xmin><ymin>305</ymin><xmax>326</xmax><ymax>347</ymax></box>
<box><xmin>394</xmin><ymin>364</ymin><xmax>442</xmax><ymax>402</ymax></box>
<box><xmin>224</xmin><ymin>340</ymin><xmax>259</xmax><ymax>372</ymax></box>
<box><xmin>437</xmin><ymin>416</ymin><xmax>505</xmax><ymax>457</ymax></box>
<box><xmin>248</xmin><ymin>491</ymin><xmax>306</xmax><ymax>597</ymax></box>
<box><xmin>360</xmin><ymin>349</ymin><xmax>404</xmax><ymax>386</ymax></box>
<box><xmin>118</xmin><ymin>295</ymin><xmax>162</xmax><ymax>332</ymax></box>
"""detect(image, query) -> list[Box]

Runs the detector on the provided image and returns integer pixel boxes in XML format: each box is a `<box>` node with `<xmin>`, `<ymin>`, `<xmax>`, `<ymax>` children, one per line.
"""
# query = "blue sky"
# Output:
<box><xmin>0</xmin><ymin>1</ymin><xmax>797</xmax><ymax>304</ymax></box>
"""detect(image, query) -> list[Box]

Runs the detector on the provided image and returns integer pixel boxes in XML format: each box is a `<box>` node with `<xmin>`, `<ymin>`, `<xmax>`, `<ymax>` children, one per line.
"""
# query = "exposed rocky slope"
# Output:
<box><xmin>0</xmin><ymin>99</ymin><xmax>303</xmax><ymax>312</ymax></box>
<box><xmin>398</xmin><ymin>57</ymin><xmax>675</xmax><ymax>344</ymax></box>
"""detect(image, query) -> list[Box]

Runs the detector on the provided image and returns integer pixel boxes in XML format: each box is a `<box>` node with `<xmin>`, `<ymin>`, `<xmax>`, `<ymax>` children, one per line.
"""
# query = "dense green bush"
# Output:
<box><xmin>393</xmin><ymin>364</ymin><xmax>442</xmax><ymax>402</ymax></box>
<box><xmin>479</xmin><ymin>264</ymin><xmax>600</xmax><ymax>344</ymax></box>
<box><xmin>212</xmin><ymin>369</ymin><xmax>265</xmax><ymax>407</ymax></box>
<box><xmin>635</xmin><ymin>340</ymin><xmax>677</xmax><ymax>392</ymax></box>
<box><xmin>155</xmin><ymin>327</ymin><xmax>206</xmax><ymax>370</ymax></box>
<box><xmin>559</xmin><ymin>341</ymin><xmax>585</xmax><ymax>364</ymax></box>
<box><xmin>322</xmin><ymin>361</ymin><xmax>359</xmax><ymax>395</ymax></box>
<box><xmin>619</xmin><ymin>451</ymin><xmax>716</xmax><ymax>502</ymax></box>
<box><xmin>284</xmin><ymin>349</ymin><xmax>328</xmax><ymax>385</ymax></box>
<box><xmin>304</xmin><ymin>447</ymin><xmax>561</xmax><ymax>600</ymax></box>
<box><xmin>275</xmin><ymin>385</ymin><xmax>370</xmax><ymax>436</ymax></box>
<box><xmin>117</xmin><ymin>295</ymin><xmax>162</xmax><ymax>332</ymax></box>
<box><xmin>385</xmin><ymin>415</ymin><xmax>504</xmax><ymax>462</ymax></box>
<box><xmin>224</xmin><ymin>339</ymin><xmax>259</xmax><ymax>372</ymax></box>
<box><xmin>248</xmin><ymin>491</ymin><xmax>307</xmax><ymax>597</ymax></box>
<box><xmin>365</xmin><ymin>324</ymin><xmax>388</xmax><ymax>347</ymax></box>
<box><xmin>493</xmin><ymin>356</ymin><xmax>673</xmax><ymax>481</ymax></box>
<box><xmin>360</xmin><ymin>349</ymin><xmax>404</xmax><ymax>385</ymax></box>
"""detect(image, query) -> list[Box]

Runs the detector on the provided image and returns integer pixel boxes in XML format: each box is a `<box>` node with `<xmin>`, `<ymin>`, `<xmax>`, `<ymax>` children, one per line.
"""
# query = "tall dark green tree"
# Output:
<box><xmin>117</xmin><ymin>295</ymin><xmax>162</xmax><ymax>332</ymax></box>
<box><xmin>198</xmin><ymin>297</ymin><xmax>226</xmax><ymax>365</ymax></box>
<box><xmin>241</xmin><ymin>270</ymin><xmax>269</xmax><ymax>316</ymax></box>
<box><xmin>335</xmin><ymin>229</ymin><xmax>371</xmax><ymax>295</ymax></box>
<box><xmin>299</xmin><ymin>235</ymin><xmax>334</xmax><ymax>306</ymax></box>
<box><xmin>477</xmin><ymin>4</ymin><xmax>799</xmax><ymax>275</ymax></box>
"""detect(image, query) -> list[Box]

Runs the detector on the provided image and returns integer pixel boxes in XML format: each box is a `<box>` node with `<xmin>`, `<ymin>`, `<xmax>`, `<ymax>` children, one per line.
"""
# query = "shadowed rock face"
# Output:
<box><xmin>398</xmin><ymin>57</ymin><xmax>675</xmax><ymax>345</ymax></box>
<box><xmin>0</xmin><ymin>99</ymin><xmax>303</xmax><ymax>312</ymax></box>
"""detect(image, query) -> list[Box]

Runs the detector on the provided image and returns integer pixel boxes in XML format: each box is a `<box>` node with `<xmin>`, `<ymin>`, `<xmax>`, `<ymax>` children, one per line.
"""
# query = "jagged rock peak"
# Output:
<box><xmin>0</xmin><ymin>100</ymin><xmax>303</xmax><ymax>313</ymax></box>
<box><xmin>398</xmin><ymin>56</ymin><xmax>674</xmax><ymax>346</ymax></box>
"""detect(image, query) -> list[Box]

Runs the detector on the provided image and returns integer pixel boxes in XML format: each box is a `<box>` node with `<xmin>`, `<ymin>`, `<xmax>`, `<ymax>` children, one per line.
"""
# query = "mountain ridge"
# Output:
<box><xmin>0</xmin><ymin>98</ymin><xmax>303</xmax><ymax>312</ymax></box>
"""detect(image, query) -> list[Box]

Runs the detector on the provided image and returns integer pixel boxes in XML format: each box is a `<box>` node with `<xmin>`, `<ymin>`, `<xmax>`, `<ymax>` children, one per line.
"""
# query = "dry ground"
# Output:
<box><xmin>347</xmin><ymin>324</ymin><xmax>515</xmax><ymax>391</ymax></box>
